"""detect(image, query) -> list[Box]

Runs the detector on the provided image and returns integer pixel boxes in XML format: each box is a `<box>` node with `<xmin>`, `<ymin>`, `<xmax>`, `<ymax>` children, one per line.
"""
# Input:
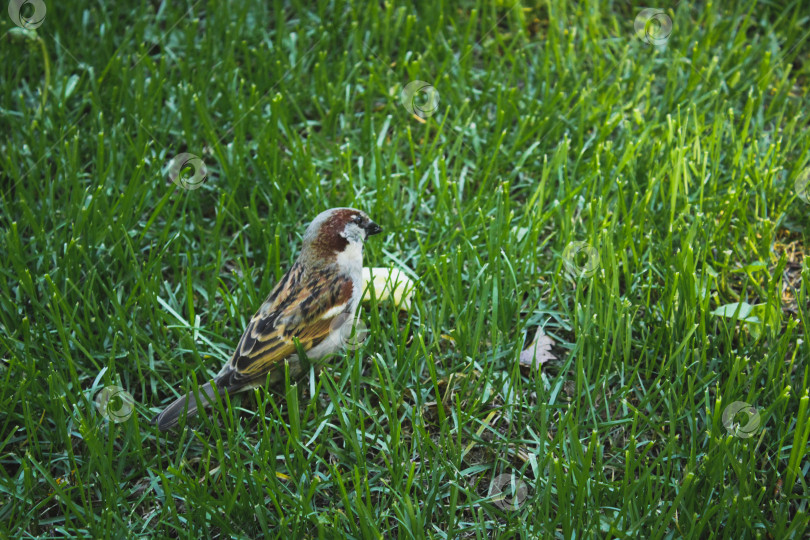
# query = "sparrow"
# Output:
<box><xmin>152</xmin><ymin>207</ymin><xmax>382</xmax><ymax>430</ymax></box>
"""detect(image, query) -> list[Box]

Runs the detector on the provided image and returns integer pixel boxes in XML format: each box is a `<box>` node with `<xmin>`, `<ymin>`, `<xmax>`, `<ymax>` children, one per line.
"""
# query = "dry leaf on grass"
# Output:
<box><xmin>519</xmin><ymin>326</ymin><xmax>555</xmax><ymax>368</ymax></box>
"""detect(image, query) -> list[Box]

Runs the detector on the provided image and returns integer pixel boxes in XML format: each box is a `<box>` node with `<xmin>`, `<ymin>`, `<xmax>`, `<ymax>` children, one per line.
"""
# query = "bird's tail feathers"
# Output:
<box><xmin>152</xmin><ymin>381</ymin><xmax>219</xmax><ymax>431</ymax></box>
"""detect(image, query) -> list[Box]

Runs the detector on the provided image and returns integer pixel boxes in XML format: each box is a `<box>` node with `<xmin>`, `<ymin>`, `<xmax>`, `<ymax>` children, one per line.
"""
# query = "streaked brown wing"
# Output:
<box><xmin>222</xmin><ymin>263</ymin><xmax>354</xmax><ymax>386</ymax></box>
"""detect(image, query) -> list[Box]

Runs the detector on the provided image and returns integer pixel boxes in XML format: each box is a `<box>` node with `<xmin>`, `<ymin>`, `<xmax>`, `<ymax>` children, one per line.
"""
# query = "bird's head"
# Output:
<box><xmin>300</xmin><ymin>207</ymin><xmax>382</xmax><ymax>265</ymax></box>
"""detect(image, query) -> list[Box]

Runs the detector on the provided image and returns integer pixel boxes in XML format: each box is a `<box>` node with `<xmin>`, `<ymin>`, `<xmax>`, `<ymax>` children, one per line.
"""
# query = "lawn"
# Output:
<box><xmin>1</xmin><ymin>0</ymin><xmax>809</xmax><ymax>537</ymax></box>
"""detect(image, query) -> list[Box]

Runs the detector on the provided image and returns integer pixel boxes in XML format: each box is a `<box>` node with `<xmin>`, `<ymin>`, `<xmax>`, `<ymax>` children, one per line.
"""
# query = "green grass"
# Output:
<box><xmin>1</xmin><ymin>0</ymin><xmax>809</xmax><ymax>537</ymax></box>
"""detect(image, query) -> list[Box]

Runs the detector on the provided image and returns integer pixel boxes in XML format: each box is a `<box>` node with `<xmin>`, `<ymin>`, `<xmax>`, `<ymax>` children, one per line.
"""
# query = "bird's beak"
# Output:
<box><xmin>364</xmin><ymin>221</ymin><xmax>382</xmax><ymax>236</ymax></box>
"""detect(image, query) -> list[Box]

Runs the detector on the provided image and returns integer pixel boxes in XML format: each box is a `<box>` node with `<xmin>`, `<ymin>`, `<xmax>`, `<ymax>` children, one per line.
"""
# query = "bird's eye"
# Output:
<box><xmin>353</xmin><ymin>215</ymin><xmax>362</xmax><ymax>224</ymax></box>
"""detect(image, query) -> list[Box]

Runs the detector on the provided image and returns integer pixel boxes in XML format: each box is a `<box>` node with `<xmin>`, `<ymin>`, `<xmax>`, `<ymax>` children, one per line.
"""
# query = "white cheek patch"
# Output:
<box><xmin>340</xmin><ymin>223</ymin><xmax>365</xmax><ymax>241</ymax></box>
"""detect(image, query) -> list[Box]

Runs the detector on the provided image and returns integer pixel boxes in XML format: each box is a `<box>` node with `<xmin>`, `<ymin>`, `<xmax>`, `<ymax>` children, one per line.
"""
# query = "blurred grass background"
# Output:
<box><xmin>1</xmin><ymin>0</ymin><xmax>809</xmax><ymax>537</ymax></box>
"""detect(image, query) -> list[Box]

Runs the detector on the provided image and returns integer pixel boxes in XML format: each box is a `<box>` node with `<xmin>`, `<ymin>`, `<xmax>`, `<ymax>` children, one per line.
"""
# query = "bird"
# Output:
<box><xmin>152</xmin><ymin>207</ymin><xmax>382</xmax><ymax>430</ymax></box>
